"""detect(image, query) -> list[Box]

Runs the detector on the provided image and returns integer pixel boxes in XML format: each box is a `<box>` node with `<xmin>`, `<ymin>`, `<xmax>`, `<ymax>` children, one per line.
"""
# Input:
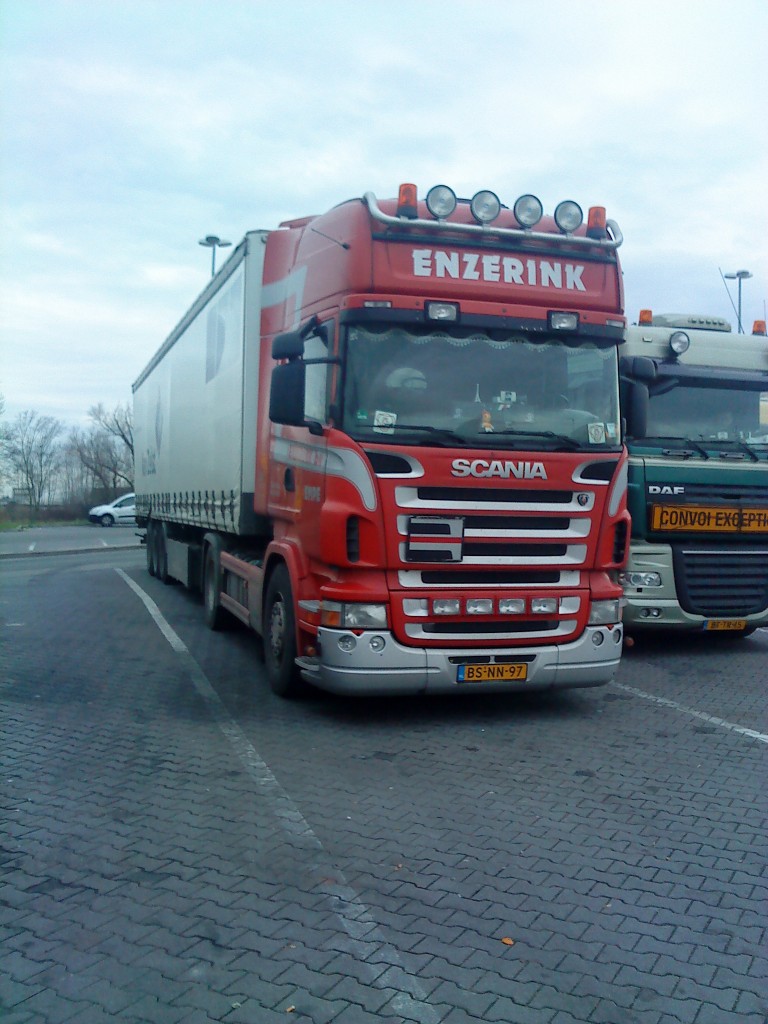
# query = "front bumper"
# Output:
<box><xmin>622</xmin><ymin>542</ymin><xmax>768</xmax><ymax>631</ymax></box>
<box><xmin>300</xmin><ymin>625</ymin><xmax>623</xmax><ymax>696</ymax></box>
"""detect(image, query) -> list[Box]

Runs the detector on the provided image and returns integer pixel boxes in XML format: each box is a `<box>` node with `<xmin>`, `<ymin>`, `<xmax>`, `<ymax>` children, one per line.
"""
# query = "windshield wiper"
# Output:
<box><xmin>640</xmin><ymin>435</ymin><xmax>711</xmax><ymax>459</ymax></box>
<box><xmin>702</xmin><ymin>437</ymin><xmax>759</xmax><ymax>462</ymax></box>
<box><xmin>361</xmin><ymin>423</ymin><xmax>468</xmax><ymax>446</ymax></box>
<box><xmin>490</xmin><ymin>428</ymin><xmax>582</xmax><ymax>451</ymax></box>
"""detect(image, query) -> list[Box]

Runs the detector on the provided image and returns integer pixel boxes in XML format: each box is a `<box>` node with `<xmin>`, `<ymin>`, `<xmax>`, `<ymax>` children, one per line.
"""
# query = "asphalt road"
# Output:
<box><xmin>1</xmin><ymin>535</ymin><xmax>766</xmax><ymax>1024</ymax></box>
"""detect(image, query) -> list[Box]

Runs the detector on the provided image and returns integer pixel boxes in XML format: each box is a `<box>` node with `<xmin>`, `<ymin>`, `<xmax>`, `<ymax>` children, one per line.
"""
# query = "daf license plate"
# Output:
<box><xmin>704</xmin><ymin>619</ymin><xmax>748</xmax><ymax>632</ymax></box>
<box><xmin>457</xmin><ymin>663</ymin><xmax>528</xmax><ymax>683</ymax></box>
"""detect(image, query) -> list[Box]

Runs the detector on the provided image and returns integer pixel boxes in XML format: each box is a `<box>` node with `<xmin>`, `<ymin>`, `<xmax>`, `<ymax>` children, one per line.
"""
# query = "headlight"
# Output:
<box><xmin>554</xmin><ymin>200</ymin><xmax>583</xmax><ymax>233</ymax></box>
<box><xmin>433</xmin><ymin>598</ymin><xmax>461</xmax><ymax>615</ymax></box>
<box><xmin>470</xmin><ymin>190</ymin><xmax>501</xmax><ymax>224</ymax></box>
<box><xmin>499</xmin><ymin>598</ymin><xmax>525</xmax><ymax>614</ymax></box>
<box><xmin>669</xmin><ymin>331</ymin><xmax>690</xmax><ymax>356</ymax></box>
<box><xmin>619</xmin><ymin>571</ymin><xmax>662</xmax><ymax>588</ymax></box>
<box><xmin>589</xmin><ymin>599</ymin><xmax>622</xmax><ymax>625</ymax></box>
<box><xmin>321</xmin><ymin>602</ymin><xmax>388</xmax><ymax>629</ymax></box>
<box><xmin>531</xmin><ymin>597</ymin><xmax>557</xmax><ymax>614</ymax></box>
<box><xmin>426</xmin><ymin>184</ymin><xmax>457</xmax><ymax>219</ymax></box>
<box><xmin>513</xmin><ymin>194</ymin><xmax>543</xmax><ymax>228</ymax></box>
<box><xmin>466</xmin><ymin>598</ymin><xmax>494</xmax><ymax>615</ymax></box>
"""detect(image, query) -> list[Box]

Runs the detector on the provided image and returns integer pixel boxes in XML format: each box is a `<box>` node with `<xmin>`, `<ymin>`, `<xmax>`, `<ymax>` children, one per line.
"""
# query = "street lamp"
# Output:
<box><xmin>724</xmin><ymin>269</ymin><xmax>752</xmax><ymax>333</ymax></box>
<box><xmin>198</xmin><ymin>235</ymin><xmax>232</xmax><ymax>277</ymax></box>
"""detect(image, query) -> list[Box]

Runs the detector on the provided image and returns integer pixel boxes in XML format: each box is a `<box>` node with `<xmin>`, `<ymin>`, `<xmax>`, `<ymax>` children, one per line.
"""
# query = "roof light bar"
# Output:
<box><xmin>752</xmin><ymin>320</ymin><xmax>767</xmax><ymax>336</ymax></box>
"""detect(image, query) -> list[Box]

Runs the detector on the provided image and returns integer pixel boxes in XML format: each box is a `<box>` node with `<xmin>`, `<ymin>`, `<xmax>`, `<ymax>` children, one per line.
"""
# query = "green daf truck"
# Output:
<box><xmin>620</xmin><ymin>312</ymin><xmax>768</xmax><ymax>637</ymax></box>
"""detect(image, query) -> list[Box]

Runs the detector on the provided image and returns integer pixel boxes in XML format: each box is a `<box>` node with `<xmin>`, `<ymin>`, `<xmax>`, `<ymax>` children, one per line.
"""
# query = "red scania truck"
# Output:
<box><xmin>133</xmin><ymin>183</ymin><xmax>630</xmax><ymax>697</ymax></box>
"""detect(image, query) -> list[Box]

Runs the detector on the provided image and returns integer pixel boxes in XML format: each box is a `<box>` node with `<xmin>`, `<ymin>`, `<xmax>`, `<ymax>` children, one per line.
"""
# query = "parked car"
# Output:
<box><xmin>88</xmin><ymin>493</ymin><xmax>136</xmax><ymax>527</ymax></box>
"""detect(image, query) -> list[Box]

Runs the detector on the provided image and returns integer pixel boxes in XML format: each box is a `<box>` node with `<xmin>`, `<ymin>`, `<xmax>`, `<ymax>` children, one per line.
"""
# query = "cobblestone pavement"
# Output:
<box><xmin>1</xmin><ymin>551</ymin><xmax>766</xmax><ymax>1023</ymax></box>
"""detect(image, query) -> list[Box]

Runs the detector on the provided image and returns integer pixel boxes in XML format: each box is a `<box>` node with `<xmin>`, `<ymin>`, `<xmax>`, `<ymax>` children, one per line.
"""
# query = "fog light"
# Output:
<box><xmin>470</xmin><ymin>190</ymin><xmax>501</xmax><ymax>224</ymax></box>
<box><xmin>426</xmin><ymin>184</ymin><xmax>457</xmax><ymax>219</ymax></box>
<box><xmin>338</xmin><ymin>635</ymin><xmax>357</xmax><ymax>653</ymax></box>
<box><xmin>669</xmin><ymin>331</ymin><xmax>690</xmax><ymax>356</ymax></box>
<box><xmin>589</xmin><ymin>599</ymin><xmax>622</xmax><ymax>624</ymax></box>
<box><xmin>433</xmin><ymin>598</ymin><xmax>461</xmax><ymax>615</ymax></box>
<box><xmin>513</xmin><ymin>194</ymin><xmax>543</xmax><ymax>228</ymax></box>
<box><xmin>426</xmin><ymin>301</ymin><xmax>459</xmax><ymax>322</ymax></box>
<box><xmin>499</xmin><ymin>598</ymin><xmax>525</xmax><ymax>614</ymax></box>
<box><xmin>554</xmin><ymin>200</ymin><xmax>583</xmax><ymax>233</ymax></box>
<box><xmin>531</xmin><ymin>597</ymin><xmax>557</xmax><ymax>614</ymax></box>
<box><xmin>467</xmin><ymin>598</ymin><xmax>494</xmax><ymax>615</ymax></box>
<box><xmin>369</xmin><ymin>635</ymin><xmax>386</xmax><ymax>652</ymax></box>
<box><xmin>592</xmin><ymin>630</ymin><xmax>605</xmax><ymax>646</ymax></box>
<box><xmin>613</xmin><ymin>629</ymin><xmax>622</xmax><ymax>643</ymax></box>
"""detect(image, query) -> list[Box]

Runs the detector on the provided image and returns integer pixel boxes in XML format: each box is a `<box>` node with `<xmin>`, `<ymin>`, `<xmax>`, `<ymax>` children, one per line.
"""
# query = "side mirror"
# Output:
<box><xmin>272</xmin><ymin>331</ymin><xmax>304</xmax><ymax>360</ymax></box>
<box><xmin>620</xmin><ymin>379</ymin><xmax>648</xmax><ymax>439</ymax></box>
<box><xmin>270</xmin><ymin>361</ymin><xmax>306</xmax><ymax>425</ymax></box>
<box><xmin>619</xmin><ymin>355</ymin><xmax>656</xmax><ymax>383</ymax></box>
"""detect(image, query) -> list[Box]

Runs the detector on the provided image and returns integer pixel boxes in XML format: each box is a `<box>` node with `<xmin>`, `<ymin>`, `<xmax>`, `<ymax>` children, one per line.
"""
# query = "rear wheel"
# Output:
<box><xmin>154</xmin><ymin>522</ymin><xmax>169</xmax><ymax>584</ymax></box>
<box><xmin>203</xmin><ymin>545</ymin><xmax>227</xmax><ymax>630</ymax></box>
<box><xmin>263</xmin><ymin>564</ymin><xmax>303</xmax><ymax>698</ymax></box>
<box><xmin>145</xmin><ymin>522</ymin><xmax>156</xmax><ymax>577</ymax></box>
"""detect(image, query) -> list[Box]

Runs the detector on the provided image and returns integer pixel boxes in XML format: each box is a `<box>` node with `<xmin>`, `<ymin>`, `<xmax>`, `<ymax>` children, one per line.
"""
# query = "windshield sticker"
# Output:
<box><xmin>374</xmin><ymin>409</ymin><xmax>397</xmax><ymax>433</ymax></box>
<box><xmin>588</xmin><ymin>422</ymin><xmax>607</xmax><ymax>444</ymax></box>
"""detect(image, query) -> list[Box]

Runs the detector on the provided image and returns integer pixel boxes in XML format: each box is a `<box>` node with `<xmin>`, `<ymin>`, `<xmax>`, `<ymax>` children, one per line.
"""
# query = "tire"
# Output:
<box><xmin>145</xmin><ymin>523</ymin><xmax>156</xmax><ymax>577</ymax></box>
<box><xmin>203</xmin><ymin>545</ymin><xmax>227</xmax><ymax>631</ymax></box>
<box><xmin>100</xmin><ymin>514</ymin><xmax>114</xmax><ymax>527</ymax></box>
<box><xmin>154</xmin><ymin>522</ymin><xmax>169</xmax><ymax>584</ymax></box>
<box><xmin>263</xmin><ymin>564</ymin><xmax>303</xmax><ymax>698</ymax></box>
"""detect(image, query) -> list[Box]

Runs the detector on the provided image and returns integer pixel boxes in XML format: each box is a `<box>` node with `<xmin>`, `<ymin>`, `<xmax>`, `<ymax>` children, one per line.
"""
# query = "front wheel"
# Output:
<box><xmin>203</xmin><ymin>545</ymin><xmax>227</xmax><ymax>631</ymax></box>
<box><xmin>263</xmin><ymin>565</ymin><xmax>304</xmax><ymax>698</ymax></box>
<box><xmin>100</xmin><ymin>514</ymin><xmax>114</xmax><ymax>527</ymax></box>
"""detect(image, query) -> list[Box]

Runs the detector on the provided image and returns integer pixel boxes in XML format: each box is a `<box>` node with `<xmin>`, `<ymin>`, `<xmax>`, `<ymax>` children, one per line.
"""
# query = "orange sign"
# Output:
<box><xmin>650</xmin><ymin>504</ymin><xmax>768</xmax><ymax>533</ymax></box>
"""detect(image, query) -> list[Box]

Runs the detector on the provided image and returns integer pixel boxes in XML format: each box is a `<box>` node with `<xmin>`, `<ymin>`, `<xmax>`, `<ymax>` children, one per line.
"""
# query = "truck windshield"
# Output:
<box><xmin>646</xmin><ymin>378</ymin><xmax>768</xmax><ymax>447</ymax></box>
<box><xmin>341</xmin><ymin>324</ymin><xmax>621</xmax><ymax>449</ymax></box>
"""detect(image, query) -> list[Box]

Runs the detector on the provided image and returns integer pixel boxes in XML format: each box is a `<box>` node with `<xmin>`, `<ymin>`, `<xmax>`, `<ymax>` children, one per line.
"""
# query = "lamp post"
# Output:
<box><xmin>724</xmin><ymin>269</ymin><xmax>752</xmax><ymax>333</ymax></box>
<box><xmin>198</xmin><ymin>235</ymin><xmax>232</xmax><ymax>277</ymax></box>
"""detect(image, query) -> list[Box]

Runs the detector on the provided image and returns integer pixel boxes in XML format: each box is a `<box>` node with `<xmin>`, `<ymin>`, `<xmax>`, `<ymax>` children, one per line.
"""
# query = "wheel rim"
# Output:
<box><xmin>268</xmin><ymin>597</ymin><xmax>286</xmax><ymax>664</ymax></box>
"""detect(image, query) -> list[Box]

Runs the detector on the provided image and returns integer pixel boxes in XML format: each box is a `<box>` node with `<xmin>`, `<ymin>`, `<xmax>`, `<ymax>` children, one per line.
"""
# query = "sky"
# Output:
<box><xmin>1</xmin><ymin>0</ymin><xmax>766</xmax><ymax>428</ymax></box>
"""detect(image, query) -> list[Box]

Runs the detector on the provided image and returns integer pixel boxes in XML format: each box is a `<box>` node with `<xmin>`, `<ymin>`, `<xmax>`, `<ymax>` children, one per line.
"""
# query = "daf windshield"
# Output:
<box><xmin>645</xmin><ymin>377</ymin><xmax>768</xmax><ymax>447</ymax></box>
<box><xmin>341</xmin><ymin>325</ymin><xmax>621</xmax><ymax>449</ymax></box>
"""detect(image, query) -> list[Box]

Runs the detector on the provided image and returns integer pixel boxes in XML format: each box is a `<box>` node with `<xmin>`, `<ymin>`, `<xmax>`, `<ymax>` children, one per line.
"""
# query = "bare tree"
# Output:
<box><xmin>68</xmin><ymin>402</ymin><xmax>134</xmax><ymax>498</ymax></box>
<box><xmin>0</xmin><ymin>410</ymin><xmax>64</xmax><ymax>510</ymax></box>
<box><xmin>89</xmin><ymin>402</ymin><xmax>134</xmax><ymax>463</ymax></box>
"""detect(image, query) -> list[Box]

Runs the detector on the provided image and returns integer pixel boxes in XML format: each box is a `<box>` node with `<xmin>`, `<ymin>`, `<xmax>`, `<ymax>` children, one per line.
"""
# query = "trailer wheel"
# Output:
<box><xmin>154</xmin><ymin>522</ymin><xmax>169</xmax><ymax>584</ymax></box>
<box><xmin>146</xmin><ymin>523</ymin><xmax>156</xmax><ymax>577</ymax></box>
<box><xmin>263</xmin><ymin>564</ymin><xmax>303</xmax><ymax>698</ymax></box>
<box><xmin>203</xmin><ymin>545</ymin><xmax>227</xmax><ymax>631</ymax></box>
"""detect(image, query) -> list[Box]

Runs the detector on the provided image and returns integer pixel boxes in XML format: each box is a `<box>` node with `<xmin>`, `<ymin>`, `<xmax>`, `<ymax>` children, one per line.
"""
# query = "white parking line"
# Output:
<box><xmin>613</xmin><ymin>682</ymin><xmax>768</xmax><ymax>745</ymax></box>
<box><xmin>115</xmin><ymin>568</ymin><xmax>440</xmax><ymax>1024</ymax></box>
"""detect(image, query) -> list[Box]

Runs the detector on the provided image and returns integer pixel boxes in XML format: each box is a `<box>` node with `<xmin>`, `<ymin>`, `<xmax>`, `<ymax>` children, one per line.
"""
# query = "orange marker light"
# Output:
<box><xmin>586</xmin><ymin>206</ymin><xmax>607</xmax><ymax>239</ymax></box>
<box><xmin>397</xmin><ymin>183</ymin><xmax>418</xmax><ymax>219</ymax></box>
<box><xmin>752</xmin><ymin>319</ymin><xmax>767</xmax><ymax>336</ymax></box>
<box><xmin>638</xmin><ymin>309</ymin><xmax>653</xmax><ymax>325</ymax></box>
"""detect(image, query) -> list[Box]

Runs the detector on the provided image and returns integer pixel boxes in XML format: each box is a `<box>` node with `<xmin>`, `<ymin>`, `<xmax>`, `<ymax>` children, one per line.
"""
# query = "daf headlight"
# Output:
<box><xmin>321</xmin><ymin>601</ymin><xmax>388</xmax><ymax>629</ymax></box>
<box><xmin>619</xmin><ymin>571</ymin><xmax>662</xmax><ymax>588</ymax></box>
